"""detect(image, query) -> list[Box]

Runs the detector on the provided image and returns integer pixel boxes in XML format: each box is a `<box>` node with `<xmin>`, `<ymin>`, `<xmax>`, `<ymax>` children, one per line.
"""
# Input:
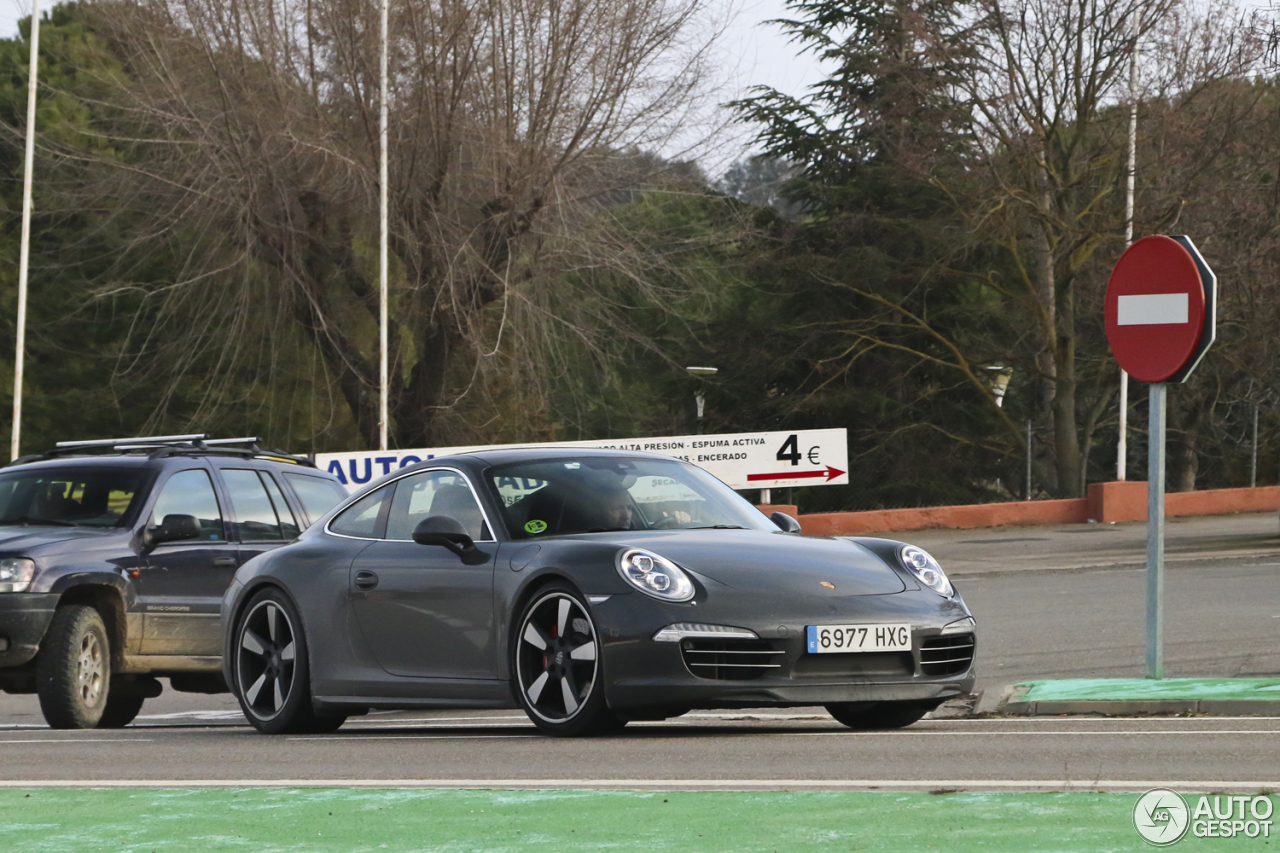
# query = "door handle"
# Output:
<box><xmin>212</xmin><ymin>557</ymin><xmax>237</xmax><ymax>567</ymax></box>
<box><xmin>354</xmin><ymin>570</ymin><xmax>379</xmax><ymax>590</ymax></box>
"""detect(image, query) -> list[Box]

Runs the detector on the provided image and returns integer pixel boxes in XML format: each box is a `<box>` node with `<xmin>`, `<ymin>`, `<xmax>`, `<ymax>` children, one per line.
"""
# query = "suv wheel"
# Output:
<box><xmin>36</xmin><ymin>605</ymin><xmax>112</xmax><ymax>729</ymax></box>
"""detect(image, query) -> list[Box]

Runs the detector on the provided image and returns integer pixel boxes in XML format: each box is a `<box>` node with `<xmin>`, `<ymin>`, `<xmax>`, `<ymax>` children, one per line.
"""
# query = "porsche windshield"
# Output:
<box><xmin>0</xmin><ymin>467</ymin><xmax>151</xmax><ymax>528</ymax></box>
<box><xmin>488</xmin><ymin>456</ymin><xmax>775</xmax><ymax>538</ymax></box>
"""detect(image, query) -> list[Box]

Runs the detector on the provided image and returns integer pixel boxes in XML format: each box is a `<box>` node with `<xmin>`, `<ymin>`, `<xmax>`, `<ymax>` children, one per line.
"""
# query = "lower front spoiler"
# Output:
<box><xmin>606</xmin><ymin>675</ymin><xmax>974</xmax><ymax>712</ymax></box>
<box><xmin>0</xmin><ymin>593</ymin><xmax>59</xmax><ymax>671</ymax></box>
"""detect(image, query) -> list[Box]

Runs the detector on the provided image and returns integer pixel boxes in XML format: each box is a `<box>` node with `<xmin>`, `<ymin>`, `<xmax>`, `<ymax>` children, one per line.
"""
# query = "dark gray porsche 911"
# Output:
<box><xmin>221</xmin><ymin>448</ymin><xmax>976</xmax><ymax>736</ymax></box>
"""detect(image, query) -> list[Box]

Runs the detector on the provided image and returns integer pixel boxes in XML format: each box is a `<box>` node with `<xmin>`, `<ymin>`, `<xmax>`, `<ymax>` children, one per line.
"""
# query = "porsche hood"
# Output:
<box><xmin>604</xmin><ymin>529</ymin><xmax>909</xmax><ymax>596</ymax></box>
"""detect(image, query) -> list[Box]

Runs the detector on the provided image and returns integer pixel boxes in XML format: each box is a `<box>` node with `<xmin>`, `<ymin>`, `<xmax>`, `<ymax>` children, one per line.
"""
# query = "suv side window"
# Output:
<box><xmin>385</xmin><ymin>471</ymin><xmax>490</xmax><ymax>541</ymax></box>
<box><xmin>328</xmin><ymin>485</ymin><xmax>392</xmax><ymax>539</ymax></box>
<box><xmin>150</xmin><ymin>469</ymin><xmax>225</xmax><ymax>542</ymax></box>
<box><xmin>259</xmin><ymin>473</ymin><xmax>301</xmax><ymax>539</ymax></box>
<box><xmin>222</xmin><ymin>469</ymin><xmax>299</xmax><ymax>542</ymax></box>
<box><xmin>284</xmin><ymin>473</ymin><xmax>348</xmax><ymax>525</ymax></box>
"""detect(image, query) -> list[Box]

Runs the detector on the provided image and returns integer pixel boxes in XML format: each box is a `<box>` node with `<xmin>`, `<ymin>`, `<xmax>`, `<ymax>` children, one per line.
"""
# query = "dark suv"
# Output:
<box><xmin>0</xmin><ymin>435</ymin><xmax>347</xmax><ymax>729</ymax></box>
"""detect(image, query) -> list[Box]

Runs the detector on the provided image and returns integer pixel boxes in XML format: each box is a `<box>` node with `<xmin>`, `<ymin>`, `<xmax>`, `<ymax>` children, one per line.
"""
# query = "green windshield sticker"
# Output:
<box><xmin>524</xmin><ymin>519</ymin><xmax>548</xmax><ymax>535</ymax></box>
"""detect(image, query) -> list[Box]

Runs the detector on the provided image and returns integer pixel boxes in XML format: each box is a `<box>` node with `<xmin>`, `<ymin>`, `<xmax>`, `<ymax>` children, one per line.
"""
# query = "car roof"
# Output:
<box><xmin>3</xmin><ymin>452</ymin><xmax>329</xmax><ymax>475</ymax></box>
<box><xmin>435</xmin><ymin>446</ymin><xmax>677</xmax><ymax>466</ymax></box>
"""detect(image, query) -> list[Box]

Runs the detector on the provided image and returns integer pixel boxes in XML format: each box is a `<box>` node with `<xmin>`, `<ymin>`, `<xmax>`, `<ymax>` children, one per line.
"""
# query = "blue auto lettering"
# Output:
<box><xmin>349</xmin><ymin>458</ymin><xmax>372</xmax><ymax>484</ymax></box>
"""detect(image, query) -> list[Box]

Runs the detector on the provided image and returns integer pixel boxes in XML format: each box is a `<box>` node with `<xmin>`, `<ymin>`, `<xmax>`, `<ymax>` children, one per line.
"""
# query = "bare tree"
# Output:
<box><xmin>79</xmin><ymin>0</ymin><xmax>722</xmax><ymax>448</ymax></box>
<box><xmin>959</xmin><ymin>0</ymin><xmax>1264</xmax><ymax>495</ymax></box>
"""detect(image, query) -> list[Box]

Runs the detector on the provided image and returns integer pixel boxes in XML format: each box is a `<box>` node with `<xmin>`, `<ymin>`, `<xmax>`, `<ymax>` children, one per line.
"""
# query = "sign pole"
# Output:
<box><xmin>1146</xmin><ymin>382</ymin><xmax>1166</xmax><ymax>679</ymax></box>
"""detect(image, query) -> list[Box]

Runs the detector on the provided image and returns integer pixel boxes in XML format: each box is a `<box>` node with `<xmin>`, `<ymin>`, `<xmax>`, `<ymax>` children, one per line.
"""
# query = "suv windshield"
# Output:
<box><xmin>0</xmin><ymin>467</ymin><xmax>151</xmax><ymax>528</ymax></box>
<box><xmin>488</xmin><ymin>456</ymin><xmax>774</xmax><ymax>539</ymax></box>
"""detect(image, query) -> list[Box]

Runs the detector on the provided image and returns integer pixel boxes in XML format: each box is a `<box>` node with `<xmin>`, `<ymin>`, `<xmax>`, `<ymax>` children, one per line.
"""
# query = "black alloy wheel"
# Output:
<box><xmin>513</xmin><ymin>585</ymin><xmax>623</xmax><ymax>736</ymax></box>
<box><xmin>234</xmin><ymin>588</ymin><xmax>345</xmax><ymax>734</ymax></box>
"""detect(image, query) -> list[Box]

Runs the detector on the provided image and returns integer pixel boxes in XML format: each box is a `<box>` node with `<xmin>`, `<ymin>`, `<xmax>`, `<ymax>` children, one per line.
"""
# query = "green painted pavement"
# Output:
<box><xmin>1017</xmin><ymin>678</ymin><xmax>1280</xmax><ymax>702</ymax></box>
<box><xmin>1</xmin><ymin>789</ymin><xmax>1276</xmax><ymax>852</ymax></box>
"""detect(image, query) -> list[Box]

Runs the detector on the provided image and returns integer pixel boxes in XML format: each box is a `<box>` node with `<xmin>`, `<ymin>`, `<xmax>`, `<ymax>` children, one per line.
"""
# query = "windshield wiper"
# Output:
<box><xmin>690</xmin><ymin>525</ymin><xmax>747</xmax><ymax>530</ymax></box>
<box><xmin>0</xmin><ymin>516</ymin><xmax>79</xmax><ymax>527</ymax></box>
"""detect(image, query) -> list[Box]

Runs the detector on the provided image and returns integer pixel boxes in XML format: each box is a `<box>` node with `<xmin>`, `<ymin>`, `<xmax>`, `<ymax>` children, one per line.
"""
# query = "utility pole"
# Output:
<box><xmin>378</xmin><ymin>0</ymin><xmax>390</xmax><ymax>451</ymax></box>
<box><xmin>11</xmin><ymin>1</ymin><xmax>41</xmax><ymax>462</ymax></box>
<box><xmin>1117</xmin><ymin>11</ymin><xmax>1139</xmax><ymax>481</ymax></box>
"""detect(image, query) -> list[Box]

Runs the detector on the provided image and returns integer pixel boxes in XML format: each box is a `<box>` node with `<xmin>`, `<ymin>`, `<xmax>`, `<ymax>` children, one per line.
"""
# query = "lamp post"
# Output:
<box><xmin>685</xmin><ymin>366</ymin><xmax>717</xmax><ymax>436</ymax></box>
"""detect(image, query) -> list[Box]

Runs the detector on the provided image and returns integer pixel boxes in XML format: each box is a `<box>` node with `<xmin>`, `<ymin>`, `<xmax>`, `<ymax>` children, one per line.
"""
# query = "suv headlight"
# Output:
<box><xmin>0</xmin><ymin>558</ymin><xmax>35</xmax><ymax>593</ymax></box>
<box><xmin>616</xmin><ymin>548</ymin><xmax>695</xmax><ymax>602</ymax></box>
<box><xmin>899</xmin><ymin>545</ymin><xmax>953</xmax><ymax>597</ymax></box>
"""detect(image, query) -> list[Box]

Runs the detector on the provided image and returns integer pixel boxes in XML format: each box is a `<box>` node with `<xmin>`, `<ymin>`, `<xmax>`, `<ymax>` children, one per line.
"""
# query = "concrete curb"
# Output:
<box><xmin>995</xmin><ymin>683</ymin><xmax>1280</xmax><ymax>717</ymax></box>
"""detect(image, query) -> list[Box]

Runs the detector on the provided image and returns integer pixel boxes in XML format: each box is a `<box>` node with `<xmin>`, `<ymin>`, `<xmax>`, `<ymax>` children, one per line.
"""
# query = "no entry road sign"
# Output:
<box><xmin>1105</xmin><ymin>234</ymin><xmax>1217</xmax><ymax>680</ymax></box>
<box><xmin>1105</xmin><ymin>235</ymin><xmax>1217</xmax><ymax>384</ymax></box>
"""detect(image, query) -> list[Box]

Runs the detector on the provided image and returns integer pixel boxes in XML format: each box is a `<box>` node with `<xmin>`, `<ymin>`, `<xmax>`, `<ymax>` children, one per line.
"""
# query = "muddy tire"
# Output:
<box><xmin>36</xmin><ymin>605</ymin><xmax>112</xmax><ymax>729</ymax></box>
<box><xmin>97</xmin><ymin>692</ymin><xmax>146</xmax><ymax>728</ymax></box>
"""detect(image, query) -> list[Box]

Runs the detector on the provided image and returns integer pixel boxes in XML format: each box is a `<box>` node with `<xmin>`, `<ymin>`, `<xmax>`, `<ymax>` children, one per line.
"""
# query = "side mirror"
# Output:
<box><xmin>413</xmin><ymin>516</ymin><xmax>485</xmax><ymax>564</ymax></box>
<box><xmin>145</xmin><ymin>513</ymin><xmax>201</xmax><ymax>547</ymax></box>
<box><xmin>770</xmin><ymin>511</ymin><xmax>802</xmax><ymax>534</ymax></box>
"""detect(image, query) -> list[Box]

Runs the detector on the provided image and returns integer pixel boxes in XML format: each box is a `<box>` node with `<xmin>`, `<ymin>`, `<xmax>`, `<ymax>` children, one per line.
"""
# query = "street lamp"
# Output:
<box><xmin>685</xmin><ymin>366</ymin><xmax>717</xmax><ymax>435</ymax></box>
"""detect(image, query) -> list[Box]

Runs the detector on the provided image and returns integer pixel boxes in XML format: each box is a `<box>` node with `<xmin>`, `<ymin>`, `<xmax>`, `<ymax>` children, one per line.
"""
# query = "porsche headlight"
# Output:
<box><xmin>899</xmin><ymin>545</ymin><xmax>953</xmax><ymax>597</ymax></box>
<box><xmin>0</xmin><ymin>558</ymin><xmax>35</xmax><ymax>593</ymax></box>
<box><xmin>616</xmin><ymin>548</ymin><xmax>695</xmax><ymax>602</ymax></box>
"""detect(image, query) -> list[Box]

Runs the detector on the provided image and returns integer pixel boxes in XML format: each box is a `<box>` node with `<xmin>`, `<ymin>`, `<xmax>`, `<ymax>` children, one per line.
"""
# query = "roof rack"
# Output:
<box><xmin>11</xmin><ymin>435</ymin><xmax>316</xmax><ymax>468</ymax></box>
<box><xmin>55</xmin><ymin>433</ymin><xmax>211</xmax><ymax>449</ymax></box>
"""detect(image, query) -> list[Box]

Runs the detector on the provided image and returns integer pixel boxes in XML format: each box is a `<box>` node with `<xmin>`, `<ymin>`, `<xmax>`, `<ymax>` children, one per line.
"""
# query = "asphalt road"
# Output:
<box><xmin>0</xmin><ymin>714</ymin><xmax>1276</xmax><ymax>790</ymax></box>
<box><xmin>1</xmin><ymin>512</ymin><xmax>1278</xmax><ymax>788</ymax></box>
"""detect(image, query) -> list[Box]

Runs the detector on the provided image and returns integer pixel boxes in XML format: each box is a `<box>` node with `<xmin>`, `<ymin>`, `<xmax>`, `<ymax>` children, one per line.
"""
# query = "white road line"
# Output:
<box><xmin>0</xmin><ymin>739</ymin><xmax>152</xmax><ymax>744</ymax></box>
<box><xmin>287</xmin><ymin>734</ymin><xmax>542</xmax><ymax>741</ymax></box>
<box><xmin>923</xmin><ymin>716</ymin><xmax>1280</xmax><ymax>723</ymax></box>
<box><xmin>0</xmin><ymin>779</ymin><xmax>1275</xmax><ymax>792</ymax></box>
<box><xmin>784</xmin><ymin>730</ymin><xmax>1277</xmax><ymax>736</ymax></box>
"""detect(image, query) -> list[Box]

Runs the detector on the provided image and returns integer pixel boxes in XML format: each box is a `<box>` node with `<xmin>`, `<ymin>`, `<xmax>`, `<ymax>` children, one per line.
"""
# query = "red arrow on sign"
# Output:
<box><xmin>747</xmin><ymin>466</ymin><xmax>846</xmax><ymax>483</ymax></box>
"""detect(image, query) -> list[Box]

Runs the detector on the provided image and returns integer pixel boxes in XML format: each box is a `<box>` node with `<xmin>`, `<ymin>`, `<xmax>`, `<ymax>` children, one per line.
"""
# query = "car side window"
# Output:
<box><xmin>150</xmin><ymin>469</ymin><xmax>225</xmax><ymax>542</ymax></box>
<box><xmin>222</xmin><ymin>469</ymin><xmax>298</xmax><ymax>542</ymax></box>
<box><xmin>328</xmin><ymin>485</ymin><xmax>392</xmax><ymax>539</ymax></box>
<box><xmin>385</xmin><ymin>471</ymin><xmax>490</xmax><ymax>542</ymax></box>
<box><xmin>284</xmin><ymin>474</ymin><xmax>348</xmax><ymax>525</ymax></box>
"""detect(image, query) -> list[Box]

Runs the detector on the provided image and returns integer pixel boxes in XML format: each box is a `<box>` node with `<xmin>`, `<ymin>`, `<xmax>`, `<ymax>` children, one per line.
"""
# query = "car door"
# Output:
<box><xmin>347</xmin><ymin>468</ymin><xmax>499</xmax><ymax>680</ymax></box>
<box><xmin>218</xmin><ymin>467</ymin><xmax>302</xmax><ymax>566</ymax></box>
<box><xmin>135</xmin><ymin>467</ymin><xmax>237</xmax><ymax>656</ymax></box>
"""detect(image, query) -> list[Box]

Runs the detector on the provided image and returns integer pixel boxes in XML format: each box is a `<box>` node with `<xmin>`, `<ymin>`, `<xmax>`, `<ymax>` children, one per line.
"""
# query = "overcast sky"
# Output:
<box><xmin>0</xmin><ymin>0</ymin><xmax>826</xmax><ymax>98</ymax></box>
<box><xmin>0</xmin><ymin>0</ymin><xmax>826</xmax><ymax>172</ymax></box>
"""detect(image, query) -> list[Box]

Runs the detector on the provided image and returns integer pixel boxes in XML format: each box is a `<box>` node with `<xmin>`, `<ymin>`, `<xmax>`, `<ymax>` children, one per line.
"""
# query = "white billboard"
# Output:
<box><xmin>314</xmin><ymin>428</ymin><xmax>848</xmax><ymax>492</ymax></box>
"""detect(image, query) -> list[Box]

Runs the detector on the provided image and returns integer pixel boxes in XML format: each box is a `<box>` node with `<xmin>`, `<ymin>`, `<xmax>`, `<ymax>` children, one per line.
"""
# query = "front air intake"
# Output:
<box><xmin>920</xmin><ymin>633</ymin><xmax>975</xmax><ymax>676</ymax></box>
<box><xmin>681</xmin><ymin>639</ymin><xmax>784</xmax><ymax>680</ymax></box>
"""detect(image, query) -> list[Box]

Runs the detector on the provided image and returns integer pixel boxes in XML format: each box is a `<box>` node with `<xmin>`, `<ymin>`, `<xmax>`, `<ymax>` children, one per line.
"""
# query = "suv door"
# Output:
<box><xmin>218</xmin><ymin>467</ymin><xmax>302</xmax><ymax>566</ymax></box>
<box><xmin>135</xmin><ymin>467</ymin><xmax>237</xmax><ymax>656</ymax></box>
<box><xmin>347</xmin><ymin>469</ymin><xmax>498</xmax><ymax>680</ymax></box>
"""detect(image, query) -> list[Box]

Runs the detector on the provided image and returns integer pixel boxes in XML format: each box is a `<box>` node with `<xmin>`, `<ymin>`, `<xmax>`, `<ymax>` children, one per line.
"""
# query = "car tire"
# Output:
<box><xmin>232</xmin><ymin>587</ymin><xmax>343</xmax><ymax>734</ymax></box>
<box><xmin>824</xmin><ymin>701</ymin><xmax>933</xmax><ymax>730</ymax></box>
<box><xmin>512</xmin><ymin>583</ymin><xmax>621</xmax><ymax>737</ymax></box>
<box><xmin>97</xmin><ymin>692</ymin><xmax>146</xmax><ymax>728</ymax></box>
<box><xmin>36</xmin><ymin>605</ymin><xmax>112</xmax><ymax>729</ymax></box>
